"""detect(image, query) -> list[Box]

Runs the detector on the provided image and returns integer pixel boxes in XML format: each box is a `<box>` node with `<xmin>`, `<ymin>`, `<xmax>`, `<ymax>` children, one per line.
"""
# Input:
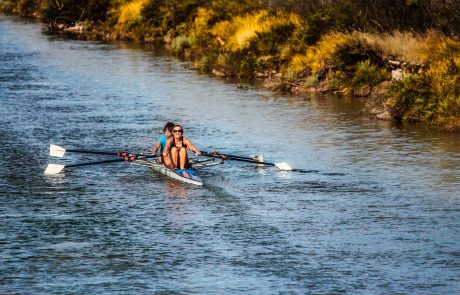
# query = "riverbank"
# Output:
<box><xmin>2</xmin><ymin>0</ymin><xmax>459</xmax><ymax>131</ymax></box>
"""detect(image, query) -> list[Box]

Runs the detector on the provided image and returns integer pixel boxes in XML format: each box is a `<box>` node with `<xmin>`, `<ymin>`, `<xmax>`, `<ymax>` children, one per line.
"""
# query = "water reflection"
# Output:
<box><xmin>163</xmin><ymin>180</ymin><xmax>195</xmax><ymax>198</ymax></box>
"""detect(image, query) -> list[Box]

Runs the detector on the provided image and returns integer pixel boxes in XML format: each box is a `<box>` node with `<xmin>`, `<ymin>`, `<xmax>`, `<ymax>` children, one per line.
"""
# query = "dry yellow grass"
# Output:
<box><xmin>354</xmin><ymin>30</ymin><xmax>460</xmax><ymax>64</ymax></box>
<box><xmin>288</xmin><ymin>30</ymin><xmax>460</xmax><ymax>73</ymax></box>
<box><xmin>114</xmin><ymin>0</ymin><xmax>148</xmax><ymax>30</ymax></box>
<box><xmin>210</xmin><ymin>10</ymin><xmax>300</xmax><ymax>52</ymax></box>
<box><xmin>288</xmin><ymin>32</ymin><xmax>350</xmax><ymax>74</ymax></box>
<box><xmin>355</xmin><ymin>31</ymin><xmax>424</xmax><ymax>63</ymax></box>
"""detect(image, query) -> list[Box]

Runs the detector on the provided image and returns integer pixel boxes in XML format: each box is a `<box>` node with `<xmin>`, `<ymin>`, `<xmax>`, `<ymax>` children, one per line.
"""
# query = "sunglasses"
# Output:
<box><xmin>172</xmin><ymin>129</ymin><xmax>183</xmax><ymax>133</ymax></box>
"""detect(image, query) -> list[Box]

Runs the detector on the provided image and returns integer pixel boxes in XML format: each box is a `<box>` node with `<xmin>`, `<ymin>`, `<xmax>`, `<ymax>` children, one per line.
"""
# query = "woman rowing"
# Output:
<box><xmin>162</xmin><ymin>124</ymin><xmax>201</xmax><ymax>169</ymax></box>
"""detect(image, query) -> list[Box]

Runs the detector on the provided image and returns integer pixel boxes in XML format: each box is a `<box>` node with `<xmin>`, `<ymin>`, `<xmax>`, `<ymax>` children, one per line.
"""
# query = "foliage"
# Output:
<box><xmin>355</xmin><ymin>31</ymin><xmax>426</xmax><ymax>64</ymax></box>
<box><xmin>388</xmin><ymin>55</ymin><xmax>460</xmax><ymax>128</ymax></box>
<box><xmin>355</xmin><ymin>30</ymin><xmax>460</xmax><ymax>65</ymax></box>
<box><xmin>171</xmin><ymin>34</ymin><xmax>196</xmax><ymax>55</ymax></box>
<box><xmin>112</xmin><ymin>0</ymin><xmax>147</xmax><ymax>31</ymax></box>
<box><xmin>4</xmin><ymin>0</ymin><xmax>112</xmax><ymax>23</ymax></box>
<box><xmin>303</xmin><ymin>75</ymin><xmax>319</xmax><ymax>88</ymax></box>
<box><xmin>388</xmin><ymin>74</ymin><xmax>435</xmax><ymax>121</ymax></box>
<box><xmin>4</xmin><ymin>0</ymin><xmax>460</xmax><ymax>130</ymax></box>
<box><xmin>351</xmin><ymin>60</ymin><xmax>389</xmax><ymax>88</ymax></box>
<box><xmin>287</xmin><ymin>32</ymin><xmax>350</xmax><ymax>75</ymax></box>
<box><xmin>210</xmin><ymin>10</ymin><xmax>300</xmax><ymax>53</ymax></box>
<box><xmin>262</xmin><ymin>0</ymin><xmax>460</xmax><ymax>37</ymax></box>
<box><xmin>141</xmin><ymin>0</ymin><xmax>202</xmax><ymax>31</ymax></box>
<box><xmin>205</xmin><ymin>0</ymin><xmax>260</xmax><ymax>24</ymax></box>
<box><xmin>0</xmin><ymin>1</ymin><xmax>16</xmax><ymax>12</ymax></box>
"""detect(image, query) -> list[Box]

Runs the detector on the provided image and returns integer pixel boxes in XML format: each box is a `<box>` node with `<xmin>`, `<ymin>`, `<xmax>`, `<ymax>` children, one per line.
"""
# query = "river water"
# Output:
<box><xmin>1</xmin><ymin>15</ymin><xmax>459</xmax><ymax>294</ymax></box>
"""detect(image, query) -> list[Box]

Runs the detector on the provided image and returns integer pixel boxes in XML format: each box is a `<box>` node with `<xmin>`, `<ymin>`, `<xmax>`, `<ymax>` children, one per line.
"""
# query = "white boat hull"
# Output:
<box><xmin>132</xmin><ymin>159</ymin><xmax>203</xmax><ymax>186</ymax></box>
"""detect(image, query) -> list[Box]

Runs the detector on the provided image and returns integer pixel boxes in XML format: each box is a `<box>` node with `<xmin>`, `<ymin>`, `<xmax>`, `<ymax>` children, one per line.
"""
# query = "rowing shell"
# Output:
<box><xmin>132</xmin><ymin>159</ymin><xmax>204</xmax><ymax>186</ymax></box>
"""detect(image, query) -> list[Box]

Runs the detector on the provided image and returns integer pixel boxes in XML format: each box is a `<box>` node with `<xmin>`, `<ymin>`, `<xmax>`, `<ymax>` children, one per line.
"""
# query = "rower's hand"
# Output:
<box><xmin>195</xmin><ymin>151</ymin><xmax>201</xmax><ymax>156</ymax></box>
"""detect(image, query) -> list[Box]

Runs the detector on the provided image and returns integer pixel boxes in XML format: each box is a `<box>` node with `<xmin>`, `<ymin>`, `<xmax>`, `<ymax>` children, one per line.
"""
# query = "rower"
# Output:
<box><xmin>162</xmin><ymin>124</ymin><xmax>201</xmax><ymax>169</ymax></box>
<box><xmin>152</xmin><ymin>122</ymin><xmax>175</xmax><ymax>165</ymax></box>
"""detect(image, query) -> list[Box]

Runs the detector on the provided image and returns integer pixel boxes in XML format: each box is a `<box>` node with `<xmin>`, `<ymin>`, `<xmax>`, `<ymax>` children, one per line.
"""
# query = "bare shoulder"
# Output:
<box><xmin>164</xmin><ymin>137</ymin><xmax>174</xmax><ymax>146</ymax></box>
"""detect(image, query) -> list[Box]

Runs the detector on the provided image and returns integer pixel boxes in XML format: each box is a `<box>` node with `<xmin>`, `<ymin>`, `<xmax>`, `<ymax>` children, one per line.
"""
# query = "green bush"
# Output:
<box><xmin>171</xmin><ymin>34</ymin><xmax>195</xmax><ymax>54</ymax></box>
<box><xmin>292</xmin><ymin>1</ymin><xmax>365</xmax><ymax>45</ymax></box>
<box><xmin>388</xmin><ymin>74</ymin><xmax>435</xmax><ymax>121</ymax></box>
<box><xmin>303</xmin><ymin>75</ymin><xmax>319</xmax><ymax>87</ymax></box>
<box><xmin>351</xmin><ymin>60</ymin><xmax>389</xmax><ymax>88</ymax></box>
<box><xmin>0</xmin><ymin>0</ymin><xmax>19</xmax><ymax>13</ymax></box>
<box><xmin>249</xmin><ymin>22</ymin><xmax>296</xmax><ymax>55</ymax></box>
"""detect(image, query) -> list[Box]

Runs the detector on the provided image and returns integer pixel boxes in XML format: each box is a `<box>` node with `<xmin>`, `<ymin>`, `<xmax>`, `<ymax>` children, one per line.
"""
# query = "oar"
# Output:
<box><xmin>201</xmin><ymin>151</ymin><xmax>257</xmax><ymax>161</ymax></box>
<box><xmin>45</xmin><ymin>154</ymin><xmax>156</xmax><ymax>175</ymax></box>
<box><xmin>201</xmin><ymin>151</ymin><xmax>292</xmax><ymax>171</ymax></box>
<box><xmin>50</xmin><ymin>144</ymin><xmax>128</xmax><ymax>158</ymax></box>
<box><xmin>44</xmin><ymin>158</ymin><xmax>128</xmax><ymax>175</ymax></box>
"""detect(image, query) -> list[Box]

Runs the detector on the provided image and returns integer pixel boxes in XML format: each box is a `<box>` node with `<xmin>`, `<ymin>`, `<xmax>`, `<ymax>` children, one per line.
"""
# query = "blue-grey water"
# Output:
<box><xmin>1</xmin><ymin>15</ymin><xmax>460</xmax><ymax>294</ymax></box>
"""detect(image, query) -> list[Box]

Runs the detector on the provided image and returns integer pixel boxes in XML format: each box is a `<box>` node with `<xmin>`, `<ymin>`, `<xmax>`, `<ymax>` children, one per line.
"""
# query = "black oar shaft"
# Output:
<box><xmin>66</xmin><ymin>149</ymin><xmax>119</xmax><ymax>156</ymax></box>
<box><xmin>227</xmin><ymin>157</ymin><xmax>275</xmax><ymax>166</ymax></box>
<box><xmin>65</xmin><ymin>158</ymin><xmax>125</xmax><ymax>168</ymax></box>
<box><xmin>227</xmin><ymin>155</ymin><xmax>256</xmax><ymax>161</ymax></box>
<box><xmin>201</xmin><ymin>151</ymin><xmax>255</xmax><ymax>161</ymax></box>
<box><xmin>202</xmin><ymin>152</ymin><xmax>275</xmax><ymax>166</ymax></box>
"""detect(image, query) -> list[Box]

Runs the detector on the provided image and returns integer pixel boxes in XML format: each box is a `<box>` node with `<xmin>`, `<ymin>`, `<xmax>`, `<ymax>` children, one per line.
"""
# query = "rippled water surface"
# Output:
<box><xmin>1</xmin><ymin>15</ymin><xmax>460</xmax><ymax>294</ymax></box>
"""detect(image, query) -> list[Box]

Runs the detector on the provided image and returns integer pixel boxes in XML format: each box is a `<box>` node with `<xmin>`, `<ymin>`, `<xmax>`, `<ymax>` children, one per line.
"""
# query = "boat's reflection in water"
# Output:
<box><xmin>163</xmin><ymin>179</ymin><xmax>196</xmax><ymax>198</ymax></box>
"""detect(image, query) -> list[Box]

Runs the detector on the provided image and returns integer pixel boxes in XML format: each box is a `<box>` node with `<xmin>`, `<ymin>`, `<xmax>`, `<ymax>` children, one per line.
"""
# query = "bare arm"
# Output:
<box><xmin>152</xmin><ymin>142</ymin><xmax>161</xmax><ymax>155</ymax></box>
<box><xmin>162</xmin><ymin>137</ymin><xmax>173</xmax><ymax>157</ymax></box>
<box><xmin>184</xmin><ymin>138</ymin><xmax>201</xmax><ymax>156</ymax></box>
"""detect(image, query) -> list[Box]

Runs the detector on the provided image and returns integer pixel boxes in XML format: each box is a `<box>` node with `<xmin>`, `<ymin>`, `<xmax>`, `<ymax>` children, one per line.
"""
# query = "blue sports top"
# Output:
<box><xmin>158</xmin><ymin>134</ymin><xmax>167</xmax><ymax>154</ymax></box>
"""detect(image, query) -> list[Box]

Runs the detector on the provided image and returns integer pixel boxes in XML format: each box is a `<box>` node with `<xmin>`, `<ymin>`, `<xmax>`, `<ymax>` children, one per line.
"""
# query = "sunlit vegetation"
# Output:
<box><xmin>1</xmin><ymin>0</ymin><xmax>459</xmax><ymax>130</ymax></box>
<box><xmin>111</xmin><ymin>0</ymin><xmax>147</xmax><ymax>31</ymax></box>
<box><xmin>388</xmin><ymin>49</ymin><xmax>460</xmax><ymax>130</ymax></box>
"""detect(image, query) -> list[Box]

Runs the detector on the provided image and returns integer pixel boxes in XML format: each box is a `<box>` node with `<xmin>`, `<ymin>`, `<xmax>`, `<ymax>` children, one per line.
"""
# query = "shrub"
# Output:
<box><xmin>355</xmin><ymin>31</ymin><xmax>425</xmax><ymax>64</ymax></box>
<box><xmin>249</xmin><ymin>21</ymin><xmax>297</xmax><ymax>55</ymax></box>
<box><xmin>388</xmin><ymin>74</ymin><xmax>434</xmax><ymax>121</ymax></box>
<box><xmin>387</xmin><ymin>55</ymin><xmax>460</xmax><ymax>127</ymax></box>
<box><xmin>303</xmin><ymin>75</ymin><xmax>319</xmax><ymax>88</ymax></box>
<box><xmin>17</xmin><ymin>0</ymin><xmax>36</xmax><ymax>16</ymax></box>
<box><xmin>113</xmin><ymin>0</ymin><xmax>147</xmax><ymax>31</ymax></box>
<box><xmin>210</xmin><ymin>10</ymin><xmax>300</xmax><ymax>53</ymax></box>
<box><xmin>354</xmin><ymin>30</ymin><xmax>460</xmax><ymax>65</ymax></box>
<box><xmin>298</xmin><ymin>32</ymin><xmax>350</xmax><ymax>73</ymax></box>
<box><xmin>171</xmin><ymin>34</ymin><xmax>195</xmax><ymax>54</ymax></box>
<box><xmin>0</xmin><ymin>1</ymin><xmax>17</xmax><ymax>13</ymax></box>
<box><xmin>351</xmin><ymin>60</ymin><xmax>389</xmax><ymax>88</ymax></box>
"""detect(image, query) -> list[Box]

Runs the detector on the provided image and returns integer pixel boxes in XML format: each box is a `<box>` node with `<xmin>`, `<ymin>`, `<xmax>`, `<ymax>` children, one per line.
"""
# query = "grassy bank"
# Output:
<box><xmin>2</xmin><ymin>0</ymin><xmax>459</xmax><ymax>131</ymax></box>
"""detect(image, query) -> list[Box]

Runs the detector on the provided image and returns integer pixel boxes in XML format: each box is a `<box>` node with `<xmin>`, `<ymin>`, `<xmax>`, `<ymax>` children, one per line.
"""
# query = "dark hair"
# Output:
<box><xmin>173</xmin><ymin>124</ymin><xmax>183</xmax><ymax>131</ymax></box>
<box><xmin>163</xmin><ymin>122</ymin><xmax>175</xmax><ymax>132</ymax></box>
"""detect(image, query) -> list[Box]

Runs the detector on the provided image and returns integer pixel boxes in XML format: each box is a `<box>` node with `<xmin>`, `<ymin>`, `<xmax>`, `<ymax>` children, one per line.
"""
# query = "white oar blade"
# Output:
<box><xmin>275</xmin><ymin>162</ymin><xmax>292</xmax><ymax>171</ymax></box>
<box><xmin>253</xmin><ymin>155</ymin><xmax>264</xmax><ymax>167</ymax></box>
<box><xmin>44</xmin><ymin>164</ymin><xmax>65</xmax><ymax>175</ymax></box>
<box><xmin>50</xmin><ymin>144</ymin><xmax>66</xmax><ymax>157</ymax></box>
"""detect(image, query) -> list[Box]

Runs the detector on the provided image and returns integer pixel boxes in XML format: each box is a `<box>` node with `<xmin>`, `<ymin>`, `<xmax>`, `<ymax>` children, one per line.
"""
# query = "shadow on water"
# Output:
<box><xmin>292</xmin><ymin>168</ymin><xmax>347</xmax><ymax>176</ymax></box>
